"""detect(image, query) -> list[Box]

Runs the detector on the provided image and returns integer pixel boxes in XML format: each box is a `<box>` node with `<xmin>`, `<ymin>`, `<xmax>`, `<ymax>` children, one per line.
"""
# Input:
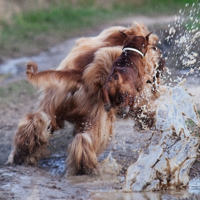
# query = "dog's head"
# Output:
<box><xmin>102</xmin><ymin>67</ymin><xmax>139</xmax><ymax>115</ymax></box>
<box><xmin>120</xmin><ymin>31</ymin><xmax>153</xmax><ymax>56</ymax></box>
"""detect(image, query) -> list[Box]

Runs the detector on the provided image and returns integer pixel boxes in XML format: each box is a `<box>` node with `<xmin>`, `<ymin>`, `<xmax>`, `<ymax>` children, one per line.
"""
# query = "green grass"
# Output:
<box><xmin>0</xmin><ymin>5</ymin><xmax>126</xmax><ymax>58</ymax></box>
<box><xmin>0</xmin><ymin>80</ymin><xmax>36</xmax><ymax>105</ymax></box>
<box><xmin>0</xmin><ymin>0</ymin><xmax>197</xmax><ymax>58</ymax></box>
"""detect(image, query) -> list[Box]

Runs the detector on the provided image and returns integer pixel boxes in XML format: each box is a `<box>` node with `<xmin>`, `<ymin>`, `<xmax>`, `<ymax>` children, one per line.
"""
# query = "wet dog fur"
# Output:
<box><xmin>102</xmin><ymin>33</ymin><xmax>152</xmax><ymax>114</ymax></box>
<box><xmin>7</xmin><ymin>23</ymin><xmax>165</xmax><ymax>175</ymax></box>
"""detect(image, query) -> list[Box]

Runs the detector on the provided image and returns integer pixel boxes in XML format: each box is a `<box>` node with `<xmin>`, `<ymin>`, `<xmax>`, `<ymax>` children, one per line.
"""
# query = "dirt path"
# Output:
<box><xmin>1</xmin><ymin>15</ymin><xmax>200</xmax><ymax>200</ymax></box>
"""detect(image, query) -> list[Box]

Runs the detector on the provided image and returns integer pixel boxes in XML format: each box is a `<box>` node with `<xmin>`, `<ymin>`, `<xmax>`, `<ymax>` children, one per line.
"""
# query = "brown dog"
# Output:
<box><xmin>7</xmin><ymin>23</ymin><xmax>165</xmax><ymax>175</ymax></box>
<box><xmin>102</xmin><ymin>32</ymin><xmax>152</xmax><ymax>116</ymax></box>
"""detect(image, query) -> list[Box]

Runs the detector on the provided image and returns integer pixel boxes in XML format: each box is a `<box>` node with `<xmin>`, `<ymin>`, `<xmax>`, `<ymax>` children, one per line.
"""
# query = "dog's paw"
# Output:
<box><xmin>104</xmin><ymin>103</ymin><xmax>111</xmax><ymax>112</ymax></box>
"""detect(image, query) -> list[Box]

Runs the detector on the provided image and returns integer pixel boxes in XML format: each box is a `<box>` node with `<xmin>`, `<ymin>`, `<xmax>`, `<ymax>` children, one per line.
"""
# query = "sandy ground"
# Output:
<box><xmin>1</xmin><ymin>15</ymin><xmax>200</xmax><ymax>200</ymax></box>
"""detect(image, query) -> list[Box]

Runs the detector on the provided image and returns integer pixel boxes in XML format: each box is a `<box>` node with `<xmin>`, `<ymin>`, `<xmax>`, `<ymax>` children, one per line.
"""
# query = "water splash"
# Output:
<box><xmin>124</xmin><ymin>81</ymin><xmax>200</xmax><ymax>192</ymax></box>
<box><xmin>160</xmin><ymin>2</ymin><xmax>200</xmax><ymax>86</ymax></box>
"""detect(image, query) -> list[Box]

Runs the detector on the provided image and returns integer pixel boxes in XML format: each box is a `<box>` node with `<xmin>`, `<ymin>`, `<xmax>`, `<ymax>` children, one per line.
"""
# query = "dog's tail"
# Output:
<box><xmin>66</xmin><ymin>132</ymin><xmax>97</xmax><ymax>175</ymax></box>
<box><xmin>26</xmin><ymin>61</ymin><xmax>82</xmax><ymax>90</ymax></box>
<box><xmin>26</xmin><ymin>60</ymin><xmax>38</xmax><ymax>73</ymax></box>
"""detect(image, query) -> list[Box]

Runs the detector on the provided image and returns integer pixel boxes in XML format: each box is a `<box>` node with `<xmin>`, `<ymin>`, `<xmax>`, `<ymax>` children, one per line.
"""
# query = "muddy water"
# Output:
<box><xmin>38</xmin><ymin>156</ymin><xmax>200</xmax><ymax>200</ymax></box>
<box><xmin>39</xmin><ymin>155</ymin><xmax>67</xmax><ymax>176</ymax></box>
<box><xmin>38</xmin><ymin>157</ymin><xmax>200</xmax><ymax>200</ymax></box>
<box><xmin>90</xmin><ymin>190</ymin><xmax>197</xmax><ymax>200</ymax></box>
<box><xmin>36</xmin><ymin>117</ymin><xmax>200</xmax><ymax>200</ymax></box>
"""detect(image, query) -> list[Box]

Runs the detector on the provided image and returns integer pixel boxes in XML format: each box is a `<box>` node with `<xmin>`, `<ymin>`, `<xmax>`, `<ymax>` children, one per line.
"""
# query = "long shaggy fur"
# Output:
<box><xmin>8</xmin><ymin>23</ymin><xmax>165</xmax><ymax>175</ymax></box>
<box><xmin>7</xmin><ymin>112</ymin><xmax>51</xmax><ymax>165</ymax></box>
<box><xmin>102</xmin><ymin>34</ymin><xmax>151</xmax><ymax>114</ymax></box>
<box><xmin>67</xmin><ymin>132</ymin><xmax>98</xmax><ymax>175</ymax></box>
<box><xmin>66</xmin><ymin>108</ymin><xmax>115</xmax><ymax>175</ymax></box>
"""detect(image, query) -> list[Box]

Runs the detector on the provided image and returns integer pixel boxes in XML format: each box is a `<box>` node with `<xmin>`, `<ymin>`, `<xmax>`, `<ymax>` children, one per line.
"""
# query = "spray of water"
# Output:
<box><xmin>160</xmin><ymin>2</ymin><xmax>200</xmax><ymax>85</ymax></box>
<box><xmin>124</xmin><ymin>1</ymin><xmax>200</xmax><ymax>192</ymax></box>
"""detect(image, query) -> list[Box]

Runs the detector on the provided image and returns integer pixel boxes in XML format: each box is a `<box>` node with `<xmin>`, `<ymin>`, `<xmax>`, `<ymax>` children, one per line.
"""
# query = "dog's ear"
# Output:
<box><xmin>146</xmin><ymin>31</ymin><xmax>153</xmax><ymax>43</ymax></box>
<box><xmin>119</xmin><ymin>30</ymin><xmax>127</xmax><ymax>39</ymax></box>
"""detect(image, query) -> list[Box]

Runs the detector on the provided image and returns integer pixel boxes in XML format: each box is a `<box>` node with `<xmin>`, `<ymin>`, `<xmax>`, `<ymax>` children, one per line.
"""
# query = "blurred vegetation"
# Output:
<box><xmin>0</xmin><ymin>80</ymin><xmax>36</xmax><ymax>105</ymax></box>
<box><xmin>0</xmin><ymin>0</ymin><xmax>198</xmax><ymax>59</ymax></box>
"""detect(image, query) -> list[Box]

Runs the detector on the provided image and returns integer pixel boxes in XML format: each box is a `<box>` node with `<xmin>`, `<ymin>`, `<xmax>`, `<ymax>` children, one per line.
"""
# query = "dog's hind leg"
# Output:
<box><xmin>7</xmin><ymin>112</ymin><xmax>51</xmax><ymax>165</ymax></box>
<box><xmin>66</xmin><ymin>132</ymin><xmax>98</xmax><ymax>175</ymax></box>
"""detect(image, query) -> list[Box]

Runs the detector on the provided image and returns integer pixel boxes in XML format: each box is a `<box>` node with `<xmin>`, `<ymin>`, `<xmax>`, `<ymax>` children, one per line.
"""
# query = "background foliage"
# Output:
<box><xmin>0</xmin><ymin>0</ymin><xmax>197</xmax><ymax>58</ymax></box>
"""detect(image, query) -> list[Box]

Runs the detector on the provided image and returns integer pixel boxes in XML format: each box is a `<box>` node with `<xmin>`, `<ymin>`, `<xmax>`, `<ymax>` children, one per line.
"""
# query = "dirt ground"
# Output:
<box><xmin>1</xmin><ymin>16</ymin><xmax>200</xmax><ymax>200</ymax></box>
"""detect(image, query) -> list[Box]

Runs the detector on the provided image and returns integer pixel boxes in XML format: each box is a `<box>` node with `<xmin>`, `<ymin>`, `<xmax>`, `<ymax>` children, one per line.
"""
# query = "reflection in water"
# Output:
<box><xmin>38</xmin><ymin>154</ymin><xmax>200</xmax><ymax>200</ymax></box>
<box><xmin>189</xmin><ymin>178</ymin><xmax>200</xmax><ymax>195</ymax></box>
<box><xmin>91</xmin><ymin>189</ymin><xmax>194</xmax><ymax>200</ymax></box>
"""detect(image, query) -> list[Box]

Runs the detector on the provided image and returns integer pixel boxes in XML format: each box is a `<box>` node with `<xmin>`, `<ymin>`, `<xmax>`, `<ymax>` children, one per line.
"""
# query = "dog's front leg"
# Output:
<box><xmin>121</xmin><ymin>92</ymin><xmax>130</xmax><ymax>117</ymax></box>
<box><xmin>102</xmin><ymin>86</ymin><xmax>112</xmax><ymax>112</ymax></box>
<box><xmin>66</xmin><ymin>131</ymin><xmax>98</xmax><ymax>176</ymax></box>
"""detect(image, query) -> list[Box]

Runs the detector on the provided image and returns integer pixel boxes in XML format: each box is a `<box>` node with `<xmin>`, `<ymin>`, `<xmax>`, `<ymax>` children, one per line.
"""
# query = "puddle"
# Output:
<box><xmin>39</xmin><ymin>154</ymin><xmax>67</xmax><ymax>176</ymax></box>
<box><xmin>90</xmin><ymin>189</ymin><xmax>200</xmax><ymax>200</ymax></box>
<box><xmin>188</xmin><ymin>179</ymin><xmax>200</xmax><ymax>195</ymax></box>
<box><xmin>37</xmin><ymin>81</ymin><xmax>200</xmax><ymax>198</ymax></box>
